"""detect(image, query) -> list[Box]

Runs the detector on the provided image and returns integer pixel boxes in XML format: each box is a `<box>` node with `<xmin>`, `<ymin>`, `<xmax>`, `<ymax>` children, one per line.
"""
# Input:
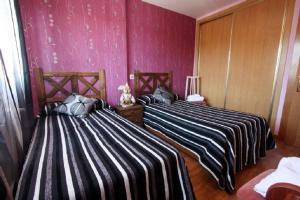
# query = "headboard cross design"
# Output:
<box><xmin>157</xmin><ymin>76</ymin><xmax>170</xmax><ymax>88</ymax></box>
<box><xmin>45</xmin><ymin>76</ymin><xmax>71</xmax><ymax>97</ymax></box>
<box><xmin>78</xmin><ymin>76</ymin><xmax>100</xmax><ymax>95</ymax></box>
<box><xmin>140</xmin><ymin>76</ymin><xmax>153</xmax><ymax>92</ymax></box>
<box><xmin>34</xmin><ymin>68</ymin><xmax>106</xmax><ymax>110</ymax></box>
<box><xmin>134</xmin><ymin>71</ymin><xmax>173</xmax><ymax>96</ymax></box>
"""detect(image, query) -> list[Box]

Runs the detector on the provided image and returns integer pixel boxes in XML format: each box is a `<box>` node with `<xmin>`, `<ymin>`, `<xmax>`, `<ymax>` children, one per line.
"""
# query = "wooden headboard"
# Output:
<box><xmin>134</xmin><ymin>71</ymin><xmax>172</xmax><ymax>97</ymax></box>
<box><xmin>33</xmin><ymin>67</ymin><xmax>106</xmax><ymax>110</ymax></box>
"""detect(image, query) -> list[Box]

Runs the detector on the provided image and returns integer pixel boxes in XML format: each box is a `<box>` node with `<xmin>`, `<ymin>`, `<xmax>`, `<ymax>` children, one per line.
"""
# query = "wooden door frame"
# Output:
<box><xmin>279</xmin><ymin>11</ymin><xmax>300</xmax><ymax>145</ymax></box>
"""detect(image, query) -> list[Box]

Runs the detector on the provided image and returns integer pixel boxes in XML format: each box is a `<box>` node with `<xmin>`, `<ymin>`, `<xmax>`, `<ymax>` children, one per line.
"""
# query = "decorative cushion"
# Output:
<box><xmin>153</xmin><ymin>86</ymin><xmax>174</xmax><ymax>105</ymax></box>
<box><xmin>136</xmin><ymin>94</ymin><xmax>158</xmax><ymax>105</ymax></box>
<box><xmin>137</xmin><ymin>93</ymin><xmax>180</xmax><ymax>106</ymax></box>
<box><xmin>53</xmin><ymin>94</ymin><xmax>97</xmax><ymax>118</ymax></box>
<box><xmin>39</xmin><ymin>98</ymin><xmax>110</xmax><ymax>118</ymax></box>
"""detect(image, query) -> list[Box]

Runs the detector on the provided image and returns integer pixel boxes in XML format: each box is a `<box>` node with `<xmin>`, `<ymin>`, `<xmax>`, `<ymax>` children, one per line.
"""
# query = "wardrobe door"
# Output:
<box><xmin>225</xmin><ymin>0</ymin><xmax>286</xmax><ymax>118</ymax></box>
<box><xmin>281</xmin><ymin>61</ymin><xmax>300</xmax><ymax>147</ymax></box>
<box><xmin>279</xmin><ymin>13</ymin><xmax>300</xmax><ymax>147</ymax></box>
<box><xmin>199</xmin><ymin>15</ymin><xmax>233</xmax><ymax>108</ymax></box>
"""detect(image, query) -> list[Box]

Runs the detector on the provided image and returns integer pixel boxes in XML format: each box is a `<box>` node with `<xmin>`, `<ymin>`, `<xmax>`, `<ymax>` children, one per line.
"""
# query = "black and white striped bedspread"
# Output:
<box><xmin>143</xmin><ymin>100</ymin><xmax>275</xmax><ymax>193</ymax></box>
<box><xmin>16</xmin><ymin>108</ymin><xmax>194</xmax><ymax>200</ymax></box>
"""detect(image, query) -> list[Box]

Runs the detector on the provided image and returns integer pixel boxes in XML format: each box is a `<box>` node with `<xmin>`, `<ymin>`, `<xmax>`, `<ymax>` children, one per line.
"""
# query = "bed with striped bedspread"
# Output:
<box><xmin>16</xmin><ymin>108</ymin><xmax>194</xmax><ymax>200</ymax></box>
<box><xmin>142</xmin><ymin>100</ymin><xmax>275</xmax><ymax>193</ymax></box>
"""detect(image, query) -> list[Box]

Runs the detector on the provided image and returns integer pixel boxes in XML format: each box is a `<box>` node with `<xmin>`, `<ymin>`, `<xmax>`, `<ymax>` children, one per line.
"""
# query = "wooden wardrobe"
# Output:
<box><xmin>195</xmin><ymin>0</ymin><xmax>296</xmax><ymax>130</ymax></box>
<box><xmin>279</xmin><ymin>12</ymin><xmax>300</xmax><ymax>147</ymax></box>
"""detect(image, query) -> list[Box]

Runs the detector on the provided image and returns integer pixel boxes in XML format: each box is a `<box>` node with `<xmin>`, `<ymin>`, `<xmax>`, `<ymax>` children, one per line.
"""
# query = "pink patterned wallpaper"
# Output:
<box><xmin>127</xmin><ymin>0</ymin><xmax>196</xmax><ymax>95</ymax></box>
<box><xmin>19</xmin><ymin>0</ymin><xmax>195</xmax><ymax>115</ymax></box>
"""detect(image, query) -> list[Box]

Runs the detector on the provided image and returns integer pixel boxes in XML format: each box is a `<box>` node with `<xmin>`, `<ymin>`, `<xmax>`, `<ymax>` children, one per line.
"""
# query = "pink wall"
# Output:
<box><xmin>19</xmin><ymin>0</ymin><xmax>196</xmax><ymax>115</ymax></box>
<box><xmin>19</xmin><ymin>0</ymin><xmax>128</xmax><ymax>114</ymax></box>
<box><xmin>127</xmin><ymin>0</ymin><xmax>195</xmax><ymax>94</ymax></box>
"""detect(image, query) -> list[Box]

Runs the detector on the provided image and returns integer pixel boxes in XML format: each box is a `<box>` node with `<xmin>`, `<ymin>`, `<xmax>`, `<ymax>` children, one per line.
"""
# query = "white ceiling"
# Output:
<box><xmin>142</xmin><ymin>0</ymin><xmax>245</xmax><ymax>19</ymax></box>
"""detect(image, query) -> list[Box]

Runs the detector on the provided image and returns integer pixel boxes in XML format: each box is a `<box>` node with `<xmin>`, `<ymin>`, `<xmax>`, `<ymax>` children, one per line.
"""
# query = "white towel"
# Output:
<box><xmin>254</xmin><ymin>157</ymin><xmax>300</xmax><ymax>197</ymax></box>
<box><xmin>186</xmin><ymin>94</ymin><xmax>204</xmax><ymax>102</ymax></box>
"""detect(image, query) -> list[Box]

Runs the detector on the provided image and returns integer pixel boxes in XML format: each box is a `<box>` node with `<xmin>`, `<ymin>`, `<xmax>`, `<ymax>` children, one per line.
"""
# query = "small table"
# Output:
<box><xmin>115</xmin><ymin>104</ymin><xmax>144</xmax><ymax>127</ymax></box>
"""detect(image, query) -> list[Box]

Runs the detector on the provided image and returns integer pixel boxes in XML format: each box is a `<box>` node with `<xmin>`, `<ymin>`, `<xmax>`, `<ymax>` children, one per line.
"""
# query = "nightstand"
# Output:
<box><xmin>115</xmin><ymin>104</ymin><xmax>144</xmax><ymax>127</ymax></box>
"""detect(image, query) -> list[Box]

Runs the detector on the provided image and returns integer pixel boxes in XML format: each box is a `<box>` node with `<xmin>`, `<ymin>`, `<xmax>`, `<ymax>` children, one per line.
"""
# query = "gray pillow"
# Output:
<box><xmin>153</xmin><ymin>86</ymin><xmax>174</xmax><ymax>105</ymax></box>
<box><xmin>54</xmin><ymin>93</ymin><xmax>97</xmax><ymax>118</ymax></box>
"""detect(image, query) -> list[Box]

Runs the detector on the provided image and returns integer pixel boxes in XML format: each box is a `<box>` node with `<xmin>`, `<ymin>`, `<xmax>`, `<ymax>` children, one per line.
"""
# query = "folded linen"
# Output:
<box><xmin>186</xmin><ymin>94</ymin><xmax>204</xmax><ymax>102</ymax></box>
<box><xmin>254</xmin><ymin>157</ymin><xmax>300</xmax><ymax>197</ymax></box>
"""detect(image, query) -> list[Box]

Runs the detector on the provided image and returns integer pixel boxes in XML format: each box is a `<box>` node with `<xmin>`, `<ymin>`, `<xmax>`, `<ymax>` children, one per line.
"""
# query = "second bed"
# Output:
<box><xmin>134</xmin><ymin>71</ymin><xmax>276</xmax><ymax>193</ymax></box>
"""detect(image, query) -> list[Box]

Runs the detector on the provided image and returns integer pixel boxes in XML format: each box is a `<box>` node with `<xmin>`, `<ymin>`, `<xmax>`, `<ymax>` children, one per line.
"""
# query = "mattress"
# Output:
<box><xmin>142</xmin><ymin>100</ymin><xmax>275</xmax><ymax>192</ymax></box>
<box><xmin>16</xmin><ymin>108</ymin><xmax>194</xmax><ymax>200</ymax></box>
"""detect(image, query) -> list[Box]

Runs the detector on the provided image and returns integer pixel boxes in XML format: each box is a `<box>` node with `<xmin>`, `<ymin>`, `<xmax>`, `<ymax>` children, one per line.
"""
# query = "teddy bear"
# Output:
<box><xmin>118</xmin><ymin>83</ymin><xmax>136</xmax><ymax>107</ymax></box>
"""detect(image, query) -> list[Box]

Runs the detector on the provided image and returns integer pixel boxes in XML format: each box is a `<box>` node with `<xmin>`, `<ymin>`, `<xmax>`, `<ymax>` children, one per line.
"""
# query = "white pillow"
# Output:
<box><xmin>254</xmin><ymin>157</ymin><xmax>300</xmax><ymax>197</ymax></box>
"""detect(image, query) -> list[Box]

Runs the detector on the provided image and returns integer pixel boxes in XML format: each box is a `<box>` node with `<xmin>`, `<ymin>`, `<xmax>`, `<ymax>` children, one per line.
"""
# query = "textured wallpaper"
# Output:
<box><xmin>19</xmin><ymin>0</ymin><xmax>195</xmax><ymax>114</ymax></box>
<box><xmin>127</xmin><ymin>0</ymin><xmax>196</xmax><ymax>94</ymax></box>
